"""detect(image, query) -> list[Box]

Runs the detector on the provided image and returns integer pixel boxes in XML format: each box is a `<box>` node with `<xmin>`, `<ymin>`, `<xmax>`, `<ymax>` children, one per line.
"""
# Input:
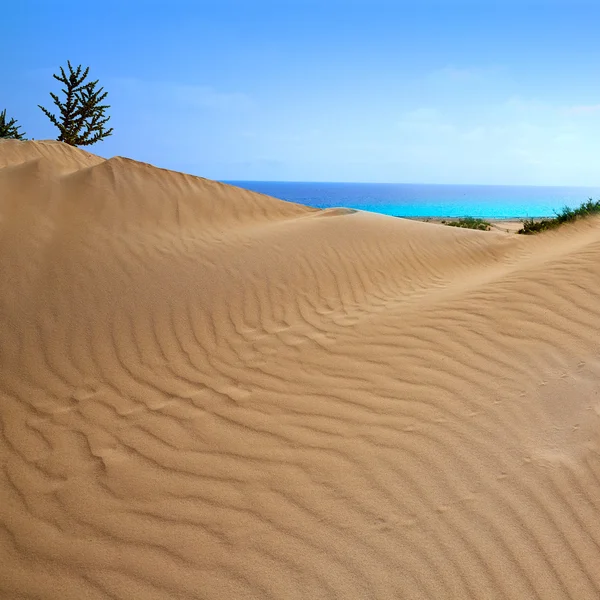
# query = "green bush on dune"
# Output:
<box><xmin>437</xmin><ymin>199</ymin><xmax>600</xmax><ymax>235</ymax></box>
<box><xmin>39</xmin><ymin>61</ymin><xmax>113</xmax><ymax>146</ymax></box>
<box><xmin>1</xmin><ymin>61</ymin><xmax>112</xmax><ymax>147</ymax></box>
<box><xmin>0</xmin><ymin>109</ymin><xmax>26</xmax><ymax>140</ymax></box>
<box><xmin>441</xmin><ymin>217</ymin><xmax>491</xmax><ymax>231</ymax></box>
<box><xmin>518</xmin><ymin>198</ymin><xmax>600</xmax><ymax>234</ymax></box>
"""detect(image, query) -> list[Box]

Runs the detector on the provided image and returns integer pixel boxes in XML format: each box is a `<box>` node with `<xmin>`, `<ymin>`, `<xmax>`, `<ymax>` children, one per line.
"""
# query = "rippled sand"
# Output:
<box><xmin>1</xmin><ymin>139</ymin><xmax>600</xmax><ymax>600</ymax></box>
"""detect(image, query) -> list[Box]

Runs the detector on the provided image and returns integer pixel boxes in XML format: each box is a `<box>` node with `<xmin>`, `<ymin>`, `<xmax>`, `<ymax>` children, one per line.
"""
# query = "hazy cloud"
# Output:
<box><xmin>109</xmin><ymin>77</ymin><xmax>253</xmax><ymax>111</ymax></box>
<box><xmin>565</xmin><ymin>104</ymin><xmax>600</xmax><ymax>115</ymax></box>
<box><xmin>426</xmin><ymin>65</ymin><xmax>507</xmax><ymax>84</ymax></box>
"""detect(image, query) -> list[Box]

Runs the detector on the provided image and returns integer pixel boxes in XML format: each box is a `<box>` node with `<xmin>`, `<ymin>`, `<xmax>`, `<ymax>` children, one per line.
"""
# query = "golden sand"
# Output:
<box><xmin>1</xmin><ymin>139</ymin><xmax>600</xmax><ymax>599</ymax></box>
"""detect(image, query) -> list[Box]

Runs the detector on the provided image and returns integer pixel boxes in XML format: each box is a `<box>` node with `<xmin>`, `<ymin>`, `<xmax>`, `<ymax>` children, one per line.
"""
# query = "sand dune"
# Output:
<box><xmin>1</xmin><ymin>139</ymin><xmax>600</xmax><ymax>599</ymax></box>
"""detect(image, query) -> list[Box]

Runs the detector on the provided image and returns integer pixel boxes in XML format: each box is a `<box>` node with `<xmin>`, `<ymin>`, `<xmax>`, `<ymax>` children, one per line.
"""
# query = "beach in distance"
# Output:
<box><xmin>2</xmin><ymin>139</ymin><xmax>600</xmax><ymax>600</ymax></box>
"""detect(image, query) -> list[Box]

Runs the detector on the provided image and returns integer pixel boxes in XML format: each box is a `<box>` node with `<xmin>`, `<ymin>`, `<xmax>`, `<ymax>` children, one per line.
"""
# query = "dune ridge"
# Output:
<box><xmin>1</xmin><ymin>139</ymin><xmax>600</xmax><ymax>599</ymax></box>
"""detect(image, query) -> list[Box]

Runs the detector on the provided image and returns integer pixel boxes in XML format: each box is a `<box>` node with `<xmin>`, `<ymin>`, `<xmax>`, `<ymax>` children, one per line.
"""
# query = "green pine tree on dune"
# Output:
<box><xmin>38</xmin><ymin>61</ymin><xmax>113</xmax><ymax>147</ymax></box>
<box><xmin>0</xmin><ymin>109</ymin><xmax>26</xmax><ymax>140</ymax></box>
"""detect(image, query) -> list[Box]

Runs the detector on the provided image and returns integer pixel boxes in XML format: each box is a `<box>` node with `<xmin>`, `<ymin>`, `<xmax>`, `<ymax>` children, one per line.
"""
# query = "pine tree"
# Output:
<box><xmin>0</xmin><ymin>109</ymin><xmax>26</xmax><ymax>140</ymax></box>
<box><xmin>38</xmin><ymin>61</ymin><xmax>114</xmax><ymax>146</ymax></box>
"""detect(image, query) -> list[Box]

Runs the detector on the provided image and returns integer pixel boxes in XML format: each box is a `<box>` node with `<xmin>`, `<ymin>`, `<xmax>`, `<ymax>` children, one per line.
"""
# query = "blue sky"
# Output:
<box><xmin>4</xmin><ymin>0</ymin><xmax>600</xmax><ymax>184</ymax></box>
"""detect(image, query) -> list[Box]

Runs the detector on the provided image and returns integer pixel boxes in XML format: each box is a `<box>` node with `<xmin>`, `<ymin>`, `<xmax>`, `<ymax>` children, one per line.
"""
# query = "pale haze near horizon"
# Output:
<box><xmin>4</xmin><ymin>0</ymin><xmax>600</xmax><ymax>186</ymax></box>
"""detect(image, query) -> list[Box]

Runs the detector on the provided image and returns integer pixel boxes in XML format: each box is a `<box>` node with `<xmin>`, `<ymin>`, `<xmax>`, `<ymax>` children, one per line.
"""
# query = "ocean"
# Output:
<box><xmin>224</xmin><ymin>181</ymin><xmax>600</xmax><ymax>219</ymax></box>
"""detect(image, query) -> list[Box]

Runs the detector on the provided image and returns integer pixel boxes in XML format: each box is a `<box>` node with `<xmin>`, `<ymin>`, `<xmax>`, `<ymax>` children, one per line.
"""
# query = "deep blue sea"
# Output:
<box><xmin>224</xmin><ymin>181</ymin><xmax>600</xmax><ymax>219</ymax></box>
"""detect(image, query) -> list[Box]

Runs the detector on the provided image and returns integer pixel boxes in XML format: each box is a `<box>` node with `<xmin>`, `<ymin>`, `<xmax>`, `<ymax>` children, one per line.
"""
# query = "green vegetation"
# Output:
<box><xmin>0</xmin><ymin>109</ymin><xmax>26</xmax><ymax>140</ymax></box>
<box><xmin>518</xmin><ymin>198</ymin><xmax>600</xmax><ymax>234</ymax></box>
<box><xmin>39</xmin><ymin>61</ymin><xmax>113</xmax><ymax>146</ymax></box>
<box><xmin>2</xmin><ymin>62</ymin><xmax>112</xmax><ymax>147</ymax></box>
<box><xmin>441</xmin><ymin>217</ymin><xmax>491</xmax><ymax>231</ymax></box>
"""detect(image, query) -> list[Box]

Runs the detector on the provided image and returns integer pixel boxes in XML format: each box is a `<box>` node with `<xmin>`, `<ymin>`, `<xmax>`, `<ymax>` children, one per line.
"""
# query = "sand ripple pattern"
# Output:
<box><xmin>1</xmin><ymin>140</ymin><xmax>600</xmax><ymax>599</ymax></box>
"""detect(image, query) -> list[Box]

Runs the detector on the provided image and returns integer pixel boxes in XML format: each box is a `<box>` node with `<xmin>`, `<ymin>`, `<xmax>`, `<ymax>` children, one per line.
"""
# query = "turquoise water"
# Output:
<box><xmin>224</xmin><ymin>181</ymin><xmax>600</xmax><ymax>218</ymax></box>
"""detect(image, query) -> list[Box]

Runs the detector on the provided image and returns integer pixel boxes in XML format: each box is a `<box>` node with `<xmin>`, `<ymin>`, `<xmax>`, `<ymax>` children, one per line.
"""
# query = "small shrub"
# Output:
<box><xmin>518</xmin><ymin>198</ymin><xmax>600</xmax><ymax>234</ymax></box>
<box><xmin>445</xmin><ymin>216</ymin><xmax>491</xmax><ymax>231</ymax></box>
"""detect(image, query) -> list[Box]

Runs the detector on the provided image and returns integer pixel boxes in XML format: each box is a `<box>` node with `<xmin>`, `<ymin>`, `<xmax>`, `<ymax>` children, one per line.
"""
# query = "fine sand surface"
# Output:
<box><xmin>2</xmin><ymin>139</ymin><xmax>600</xmax><ymax>600</ymax></box>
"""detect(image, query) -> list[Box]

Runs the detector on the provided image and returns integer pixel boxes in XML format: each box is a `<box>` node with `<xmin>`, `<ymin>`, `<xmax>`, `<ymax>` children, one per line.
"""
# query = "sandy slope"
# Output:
<box><xmin>1</xmin><ymin>139</ymin><xmax>600</xmax><ymax>600</ymax></box>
